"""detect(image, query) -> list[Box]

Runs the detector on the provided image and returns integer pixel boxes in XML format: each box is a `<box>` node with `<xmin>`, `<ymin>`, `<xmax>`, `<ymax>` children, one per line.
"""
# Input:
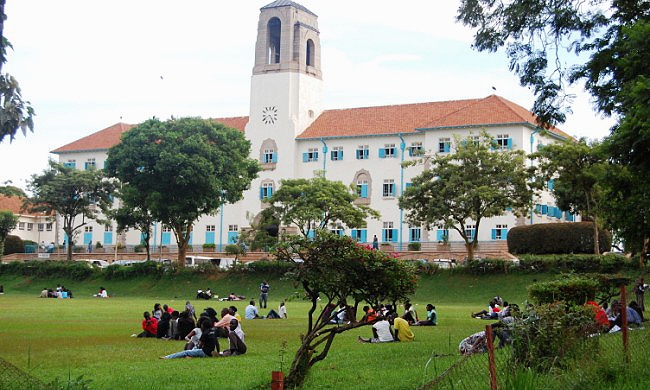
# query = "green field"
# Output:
<box><xmin>0</xmin><ymin>271</ymin><xmax>645</xmax><ymax>389</ymax></box>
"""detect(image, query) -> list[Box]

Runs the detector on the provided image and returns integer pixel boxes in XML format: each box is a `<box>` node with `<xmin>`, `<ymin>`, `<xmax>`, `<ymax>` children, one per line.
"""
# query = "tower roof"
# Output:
<box><xmin>261</xmin><ymin>1</ymin><xmax>316</xmax><ymax>16</ymax></box>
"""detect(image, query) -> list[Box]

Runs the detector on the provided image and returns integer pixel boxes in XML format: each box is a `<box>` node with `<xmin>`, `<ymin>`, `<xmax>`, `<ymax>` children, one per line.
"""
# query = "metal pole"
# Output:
<box><xmin>485</xmin><ymin>325</ymin><xmax>498</xmax><ymax>390</ymax></box>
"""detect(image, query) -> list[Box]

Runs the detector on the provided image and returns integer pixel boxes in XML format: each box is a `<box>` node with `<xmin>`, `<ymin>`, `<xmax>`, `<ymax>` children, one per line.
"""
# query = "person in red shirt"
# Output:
<box><xmin>586</xmin><ymin>300</ymin><xmax>609</xmax><ymax>329</ymax></box>
<box><xmin>137</xmin><ymin>311</ymin><xmax>158</xmax><ymax>338</ymax></box>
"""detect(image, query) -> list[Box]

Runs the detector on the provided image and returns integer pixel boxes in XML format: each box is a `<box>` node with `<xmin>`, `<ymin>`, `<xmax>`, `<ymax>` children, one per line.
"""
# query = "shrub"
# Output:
<box><xmin>511</xmin><ymin>302</ymin><xmax>598</xmax><ymax>371</ymax></box>
<box><xmin>407</xmin><ymin>242</ymin><xmax>421</xmax><ymax>251</ymax></box>
<box><xmin>464</xmin><ymin>258</ymin><xmax>516</xmax><ymax>274</ymax></box>
<box><xmin>95</xmin><ymin>241</ymin><xmax>103</xmax><ymax>249</ymax></box>
<box><xmin>134</xmin><ymin>244</ymin><xmax>145</xmax><ymax>253</ymax></box>
<box><xmin>3</xmin><ymin>235</ymin><xmax>23</xmax><ymax>255</ymax></box>
<box><xmin>508</xmin><ymin>222</ymin><xmax>612</xmax><ymax>254</ymax></box>
<box><xmin>202</xmin><ymin>243</ymin><xmax>216</xmax><ymax>250</ymax></box>
<box><xmin>517</xmin><ymin>253</ymin><xmax>629</xmax><ymax>273</ymax></box>
<box><xmin>224</xmin><ymin>244</ymin><xmax>242</xmax><ymax>255</ymax></box>
<box><xmin>104</xmin><ymin>261</ymin><xmax>164</xmax><ymax>280</ymax></box>
<box><xmin>0</xmin><ymin>260</ymin><xmax>94</xmax><ymax>280</ymax></box>
<box><xmin>527</xmin><ymin>276</ymin><xmax>598</xmax><ymax>305</ymax></box>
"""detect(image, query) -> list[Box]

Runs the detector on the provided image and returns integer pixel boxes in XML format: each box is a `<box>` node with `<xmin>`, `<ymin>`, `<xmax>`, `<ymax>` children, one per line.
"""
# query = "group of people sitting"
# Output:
<box><xmin>196</xmin><ymin>288</ymin><xmax>214</xmax><ymax>300</ymax></box>
<box><xmin>39</xmin><ymin>284</ymin><xmax>73</xmax><ymax>298</ymax></box>
<box><xmin>244</xmin><ymin>300</ymin><xmax>287</xmax><ymax>319</ymax></box>
<box><xmin>588</xmin><ymin>298</ymin><xmax>644</xmax><ymax>332</ymax></box>
<box><xmin>93</xmin><ymin>287</ymin><xmax>108</xmax><ymax>298</ymax></box>
<box><xmin>460</xmin><ymin>297</ymin><xmax>518</xmax><ymax>355</ymax></box>
<box><xmin>133</xmin><ymin>300</ymin><xmax>248</xmax><ymax>359</ymax></box>
<box><xmin>357</xmin><ymin>301</ymin><xmax>437</xmax><ymax>343</ymax></box>
<box><xmin>471</xmin><ymin>296</ymin><xmax>510</xmax><ymax>320</ymax></box>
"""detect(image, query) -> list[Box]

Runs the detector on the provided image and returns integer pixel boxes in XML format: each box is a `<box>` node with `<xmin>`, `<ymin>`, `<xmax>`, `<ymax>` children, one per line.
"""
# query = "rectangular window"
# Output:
<box><xmin>496</xmin><ymin>134</ymin><xmax>513</xmax><ymax>150</ymax></box>
<box><xmin>356</xmin><ymin>145</ymin><xmax>369</xmax><ymax>160</ymax></box>
<box><xmin>84</xmin><ymin>158</ymin><xmax>96</xmax><ymax>170</ymax></box>
<box><xmin>330</xmin><ymin>146</ymin><xmax>343</xmax><ymax>161</ymax></box>
<box><xmin>64</xmin><ymin>159</ymin><xmax>76</xmax><ymax>168</ymax></box>
<box><xmin>465</xmin><ymin>224</ymin><xmax>476</xmax><ymax>241</ymax></box>
<box><xmin>436</xmin><ymin>229</ymin><xmax>449</xmax><ymax>242</ymax></box>
<box><xmin>27</xmin><ymin>223</ymin><xmax>33</xmax><ymax>231</ymax></box>
<box><xmin>206</xmin><ymin>225</ymin><xmax>215</xmax><ymax>232</ymax></box>
<box><xmin>379</xmin><ymin>144</ymin><xmax>396</xmax><ymax>158</ymax></box>
<box><xmin>38</xmin><ymin>223</ymin><xmax>44</xmax><ymax>232</ymax></box>
<box><xmin>438</xmin><ymin>138</ymin><xmax>451</xmax><ymax>153</ymax></box>
<box><xmin>329</xmin><ymin>226</ymin><xmax>344</xmax><ymax>236</ymax></box>
<box><xmin>408</xmin><ymin>142</ymin><xmax>423</xmax><ymax>157</ymax></box>
<box><xmin>302</xmin><ymin>148</ymin><xmax>319</xmax><ymax>162</ymax></box>
<box><xmin>350</xmin><ymin>229</ymin><xmax>367</xmax><ymax>242</ymax></box>
<box><xmin>409</xmin><ymin>227</ymin><xmax>421</xmax><ymax>242</ymax></box>
<box><xmin>260</xmin><ymin>183</ymin><xmax>273</xmax><ymax>199</ymax></box>
<box><xmin>84</xmin><ymin>226</ymin><xmax>93</xmax><ymax>233</ymax></box>
<box><xmin>229</xmin><ymin>225</ymin><xmax>238</xmax><ymax>232</ymax></box>
<box><xmin>382</xmin><ymin>179</ymin><xmax>396</xmax><ymax>197</ymax></box>
<box><xmin>356</xmin><ymin>180</ymin><xmax>369</xmax><ymax>198</ymax></box>
<box><xmin>18</xmin><ymin>222</ymin><xmax>25</xmax><ymax>230</ymax></box>
<box><xmin>46</xmin><ymin>223</ymin><xmax>53</xmax><ymax>231</ymax></box>
<box><xmin>105</xmin><ymin>225</ymin><xmax>113</xmax><ymax>232</ymax></box>
<box><xmin>263</xmin><ymin>149</ymin><xmax>277</xmax><ymax>164</ymax></box>
<box><xmin>382</xmin><ymin>222</ymin><xmax>398</xmax><ymax>242</ymax></box>
<box><xmin>492</xmin><ymin>224</ymin><xmax>508</xmax><ymax>240</ymax></box>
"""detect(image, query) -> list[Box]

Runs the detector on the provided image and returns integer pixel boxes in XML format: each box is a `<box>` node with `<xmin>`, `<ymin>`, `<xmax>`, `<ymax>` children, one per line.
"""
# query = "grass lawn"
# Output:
<box><xmin>0</xmin><ymin>271</ymin><xmax>643</xmax><ymax>389</ymax></box>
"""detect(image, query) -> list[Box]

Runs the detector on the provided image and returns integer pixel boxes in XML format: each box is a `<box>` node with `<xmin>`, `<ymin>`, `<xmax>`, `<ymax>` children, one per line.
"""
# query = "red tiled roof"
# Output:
<box><xmin>297</xmin><ymin>95</ymin><xmax>569</xmax><ymax>139</ymax></box>
<box><xmin>0</xmin><ymin>195</ymin><xmax>50</xmax><ymax>216</ymax></box>
<box><xmin>51</xmin><ymin>123</ymin><xmax>136</xmax><ymax>154</ymax></box>
<box><xmin>51</xmin><ymin>95</ymin><xmax>569</xmax><ymax>153</ymax></box>
<box><xmin>51</xmin><ymin>118</ymin><xmax>250</xmax><ymax>154</ymax></box>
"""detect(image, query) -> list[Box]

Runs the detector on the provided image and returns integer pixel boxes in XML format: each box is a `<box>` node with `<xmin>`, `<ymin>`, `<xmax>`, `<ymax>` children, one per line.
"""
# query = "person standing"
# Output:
<box><xmin>259</xmin><ymin>281</ymin><xmax>270</xmax><ymax>309</ymax></box>
<box><xmin>372</xmin><ymin>235</ymin><xmax>379</xmax><ymax>249</ymax></box>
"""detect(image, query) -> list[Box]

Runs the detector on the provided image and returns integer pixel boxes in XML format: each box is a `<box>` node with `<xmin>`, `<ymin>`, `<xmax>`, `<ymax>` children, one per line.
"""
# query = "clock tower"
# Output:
<box><xmin>246</xmin><ymin>1</ymin><xmax>323</xmax><ymax>164</ymax></box>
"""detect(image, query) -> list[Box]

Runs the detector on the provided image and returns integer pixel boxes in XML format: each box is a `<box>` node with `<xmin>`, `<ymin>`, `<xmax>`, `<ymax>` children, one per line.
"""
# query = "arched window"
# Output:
<box><xmin>306</xmin><ymin>39</ymin><xmax>315</xmax><ymax>66</ymax></box>
<box><xmin>259</xmin><ymin>139</ymin><xmax>278</xmax><ymax>165</ymax></box>
<box><xmin>267</xmin><ymin>18</ymin><xmax>281</xmax><ymax>64</ymax></box>
<box><xmin>352</xmin><ymin>170</ymin><xmax>372</xmax><ymax>203</ymax></box>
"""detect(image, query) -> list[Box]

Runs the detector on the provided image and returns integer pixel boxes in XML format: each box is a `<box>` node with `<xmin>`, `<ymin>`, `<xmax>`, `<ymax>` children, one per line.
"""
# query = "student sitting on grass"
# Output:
<box><xmin>358</xmin><ymin>315</ymin><xmax>394</xmax><ymax>343</ymax></box>
<box><xmin>219</xmin><ymin>319</ymin><xmax>247</xmax><ymax>356</ymax></box>
<box><xmin>136</xmin><ymin>311</ymin><xmax>158</xmax><ymax>338</ymax></box>
<box><xmin>160</xmin><ymin>318</ymin><xmax>219</xmax><ymax>359</ymax></box>
<box><xmin>393</xmin><ymin>314</ymin><xmax>415</xmax><ymax>342</ymax></box>
<box><xmin>414</xmin><ymin>304</ymin><xmax>437</xmax><ymax>326</ymax></box>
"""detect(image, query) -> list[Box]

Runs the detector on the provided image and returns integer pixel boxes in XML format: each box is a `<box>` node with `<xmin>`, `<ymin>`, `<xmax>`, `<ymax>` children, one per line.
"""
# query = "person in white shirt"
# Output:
<box><xmin>278</xmin><ymin>301</ymin><xmax>287</xmax><ymax>319</ymax></box>
<box><xmin>358</xmin><ymin>315</ymin><xmax>395</xmax><ymax>343</ymax></box>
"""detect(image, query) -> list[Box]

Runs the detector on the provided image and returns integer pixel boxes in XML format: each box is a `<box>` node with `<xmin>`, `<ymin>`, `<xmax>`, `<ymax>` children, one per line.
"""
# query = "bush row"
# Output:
<box><xmin>508</xmin><ymin>222</ymin><xmax>612</xmax><ymax>255</ymax></box>
<box><xmin>0</xmin><ymin>260</ymin><xmax>95</xmax><ymax>280</ymax></box>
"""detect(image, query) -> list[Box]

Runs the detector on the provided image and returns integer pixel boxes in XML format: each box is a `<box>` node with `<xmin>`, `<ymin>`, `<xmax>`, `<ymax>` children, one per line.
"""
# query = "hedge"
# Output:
<box><xmin>0</xmin><ymin>260</ymin><xmax>95</xmax><ymax>280</ymax></box>
<box><xmin>3</xmin><ymin>235</ymin><xmax>24</xmax><ymax>255</ymax></box>
<box><xmin>528</xmin><ymin>276</ymin><xmax>599</xmax><ymax>305</ymax></box>
<box><xmin>507</xmin><ymin>222</ymin><xmax>612</xmax><ymax>254</ymax></box>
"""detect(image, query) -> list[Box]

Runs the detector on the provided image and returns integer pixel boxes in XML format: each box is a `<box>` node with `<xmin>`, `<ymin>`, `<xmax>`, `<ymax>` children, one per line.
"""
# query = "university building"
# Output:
<box><xmin>50</xmin><ymin>1</ymin><xmax>573</xmax><ymax>252</ymax></box>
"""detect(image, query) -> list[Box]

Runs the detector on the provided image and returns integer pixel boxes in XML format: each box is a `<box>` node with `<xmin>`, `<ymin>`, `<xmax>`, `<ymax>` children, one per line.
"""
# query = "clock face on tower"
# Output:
<box><xmin>262</xmin><ymin>106</ymin><xmax>278</xmax><ymax>124</ymax></box>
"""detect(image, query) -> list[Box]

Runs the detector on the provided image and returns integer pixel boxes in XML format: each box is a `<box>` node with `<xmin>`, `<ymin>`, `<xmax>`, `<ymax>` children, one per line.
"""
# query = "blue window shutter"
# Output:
<box><xmin>140</xmin><ymin>232</ymin><xmax>146</xmax><ymax>244</ymax></box>
<box><xmin>205</xmin><ymin>231</ymin><xmax>215</xmax><ymax>244</ymax></box>
<box><xmin>272</xmin><ymin>153</ymin><xmax>278</xmax><ymax>163</ymax></box>
<box><xmin>535</xmin><ymin>204</ymin><xmax>541</xmax><ymax>213</ymax></box>
<box><xmin>268</xmin><ymin>187</ymin><xmax>273</xmax><ymax>197</ymax></box>
<box><xmin>548</xmin><ymin>179</ymin><xmax>555</xmax><ymax>190</ymax></box>
<box><xmin>379</xmin><ymin>149</ymin><xmax>386</xmax><ymax>158</ymax></box>
<box><xmin>188</xmin><ymin>232</ymin><xmax>193</xmax><ymax>245</ymax></box>
<box><xmin>382</xmin><ymin>230</ymin><xmax>388</xmax><ymax>242</ymax></box>
<box><xmin>84</xmin><ymin>162</ymin><xmax>89</xmax><ymax>170</ymax></box>
<box><xmin>408</xmin><ymin>148</ymin><xmax>414</xmax><ymax>157</ymax></box>
<box><xmin>314</xmin><ymin>152</ymin><xmax>319</xmax><ymax>161</ymax></box>
<box><xmin>83</xmin><ymin>232</ymin><xmax>92</xmax><ymax>245</ymax></box>
<box><xmin>542</xmin><ymin>205</ymin><xmax>548</xmax><ymax>215</ymax></box>
<box><xmin>502</xmin><ymin>229</ymin><xmax>508</xmax><ymax>240</ymax></box>
<box><xmin>351</xmin><ymin>229</ymin><xmax>358</xmax><ymax>240</ymax></box>
<box><xmin>437</xmin><ymin>230</ymin><xmax>443</xmax><ymax>241</ymax></box>
<box><xmin>307</xmin><ymin>230</ymin><xmax>315</xmax><ymax>239</ymax></box>
<box><xmin>491</xmin><ymin>229</ymin><xmax>497</xmax><ymax>240</ymax></box>
<box><xmin>259</xmin><ymin>188</ymin><xmax>264</xmax><ymax>199</ymax></box>
<box><xmin>363</xmin><ymin>149</ymin><xmax>369</xmax><ymax>159</ymax></box>
<box><xmin>360</xmin><ymin>184</ymin><xmax>368</xmax><ymax>198</ymax></box>
<box><xmin>356</xmin><ymin>149</ymin><xmax>361</xmax><ymax>159</ymax></box>
<box><xmin>391</xmin><ymin>229</ymin><xmax>398</xmax><ymax>242</ymax></box>
<box><xmin>228</xmin><ymin>231</ymin><xmax>238</xmax><ymax>244</ymax></box>
<box><xmin>391</xmin><ymin>185</ymin><xmax>396</xmax><ymax>196</ymax></box>
<box><xmin>405</xmin><ymin>182</ymin><xmax>412</xmax><ymax>189</ymax></box>
<box><xmin>339</xmin><ymin>151</ymin><xmax>343</xmax><ymax>160</ymax></box>
<box><xmin>103</xmin><ymin>232</ymin><xmax>113</xmax><ymax>245</ymax></box>
<box><xmin>161</xmin><ymin>232</ymin><xmax>171</xmax><ymax>245</ymax></box>
<box><xmin>360</xmin><ymin>230</ymin><xmax>367</xmax><ymax>243</ymax></box>
<box><xmin>507</xmin><ymin>138</ymin><xmax>513</xmax><ymax>149</ymax></box>
<box><xmin>444</xmin><ymin>143</ymin><xmax>450</xmax><ymax>153</ymax></box>
<box><xmin>302</xmin><ymin>153</ymin><xmax>308</xmax><ymax>162</ymax></box>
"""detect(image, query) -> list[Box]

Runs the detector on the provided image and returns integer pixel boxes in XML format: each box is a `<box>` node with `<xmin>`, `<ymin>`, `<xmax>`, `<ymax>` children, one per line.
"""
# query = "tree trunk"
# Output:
<box><xmin>285</xmin><ymin>339</ymin><xmax>315</xmax><ymax>388</ymax></box>
<box><xmin>65</xmin><ymin>228</ymin><xmax>73</xmax><ymax>260</ymax></box>
<box><xmin>465</xmin><ymin>241</ymin><xmax>475</xmax><ymax>261</ymax></box>
<box><xmin>592</xmin><ymin>218</ymin><xmax>600</xmax><ymax>255</ymax></box>
<box><xmin>0</xmin><ymin>240</ymin><xmax>4</xmax><ymax>262</ymax></box>
<box><xmin>641</xmin><ymin>237</ymin><xmax>649</xmax><ymax>268</ymax></box>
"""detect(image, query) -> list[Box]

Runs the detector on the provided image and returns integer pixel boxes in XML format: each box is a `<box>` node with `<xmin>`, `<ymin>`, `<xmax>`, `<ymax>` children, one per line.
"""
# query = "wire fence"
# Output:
<box><xmin>418</xmin><ymin>286</ymin><xmax>649</xmax><ymax>390</ymax></box>
<box><xmin>0</xmin><ymin>357</ymin><xmax>49</xmax><ymax>390</ymax></box>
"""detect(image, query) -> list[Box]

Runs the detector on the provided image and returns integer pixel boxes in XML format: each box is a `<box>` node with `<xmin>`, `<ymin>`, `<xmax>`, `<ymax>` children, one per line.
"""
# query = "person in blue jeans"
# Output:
<box><xmin>259</xmin><ymin>281</ymin><xmax>270</xmax><ymax>309</ymax></box>
<box><xmin>160</xmin><ymin>318</ymin><xmax>219</xmax><ymax>359</ymax></box>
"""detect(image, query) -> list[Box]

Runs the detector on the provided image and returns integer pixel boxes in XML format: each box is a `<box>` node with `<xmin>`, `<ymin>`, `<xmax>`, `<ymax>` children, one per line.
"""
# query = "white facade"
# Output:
<box><xmin>51</xmin><ymin>1</ymin><xmax>573</xmax><ymax>251</ymax></box>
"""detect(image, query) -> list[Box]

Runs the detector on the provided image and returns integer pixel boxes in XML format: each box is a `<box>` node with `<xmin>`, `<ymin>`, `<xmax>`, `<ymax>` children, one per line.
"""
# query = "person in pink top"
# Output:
<box><xmin>213</xmin><ymin>307</ymin><xmax>236</xmax><ymax>338</ymax></box>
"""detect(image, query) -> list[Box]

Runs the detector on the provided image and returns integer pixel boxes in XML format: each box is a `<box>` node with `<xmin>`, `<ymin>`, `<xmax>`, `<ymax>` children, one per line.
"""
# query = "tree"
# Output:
<box><xmin>531</xmin><ymin>139</ymin><xmax>607</xmax><ymax>254</ymax></box>
<box><xmin>0</xmin><ymin>0</ymin><xmax>35</xmax><ymax>143</ymax></box>
<box><xmin>109</xmin><ymin>184</ymin><xmax>155</xmax><ymax>261</ymax></box>
<box><xmin>274</xmin><ymin>232</ymin><xmax>417</xmax><ymax>388</ymax></box>
<box><xmin>105</xmin><ymin>117</ymin><xmax>260</xmax><ymax>267</ymax></box>
<box><xmin>598</xmin><ymin>161</ymin><xmax>650</xmax><ymax>265</ymax></box>
<box><xmin>0</xmin><ymin>181</ymin><xmax>25</xmax><ymax>197</ymax></box>
<box><xmin>0</xmin><ymin>209</ymin><xmax>18</xmax><ymax>261</ymax></box>
<box><xmin>456</xmin><ymin>0</ymin><xmax>649</xmax><ymax>128</ymax></box>
<box><xmin>399</xmin><ymin>132</ymin><xmax>535</xmax><ymax>260</ymax></box>
<box><xmin>27</xmin><ymin>161</ymin><xmax>115</xmax><ymax>260</ymax></box>
<box><xmin>264</xmin><ymin>175</ymin><xmax>380</xmax><ymax>238</ymax></box>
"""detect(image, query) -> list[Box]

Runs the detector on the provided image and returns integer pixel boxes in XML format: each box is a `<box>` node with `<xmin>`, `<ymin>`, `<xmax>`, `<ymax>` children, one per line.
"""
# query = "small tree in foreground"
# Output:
<box><xmin>0</xmin><ymin>209</ymin><xmax>18</xmax><ymax>261</ymax></box>
<box><xmin>274</xmin><ymin>232</ymin><xmax>417</xmax><ymax>388</ymax></box>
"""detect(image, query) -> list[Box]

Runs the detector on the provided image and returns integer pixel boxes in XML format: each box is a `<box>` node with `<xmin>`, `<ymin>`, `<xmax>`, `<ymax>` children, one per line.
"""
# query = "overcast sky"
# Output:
<box><xmin>0</xmin><ymin>1</ymin><xmax>615</xmax><ymax>191</ymax></box>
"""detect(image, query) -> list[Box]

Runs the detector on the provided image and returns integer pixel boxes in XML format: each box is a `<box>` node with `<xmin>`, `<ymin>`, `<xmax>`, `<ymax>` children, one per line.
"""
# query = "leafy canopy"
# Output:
<box><xmin>105</xmin><ymin>117</ymin><xmax>260</xmax><ymax>265</ymax></box>
<box><xmin>265</xmin><ymin>175</ymin><xmax>379</xmax><ymax>238</ymax></box>
<box><xmin>27</xmin><ymin>161</ymin><xmax>114</xmax><ymax>260</ymax></box>
<box><xmin>399</xmin><ymin>132</ymin><xmax>535</xmax><ymax>259</ymax></box>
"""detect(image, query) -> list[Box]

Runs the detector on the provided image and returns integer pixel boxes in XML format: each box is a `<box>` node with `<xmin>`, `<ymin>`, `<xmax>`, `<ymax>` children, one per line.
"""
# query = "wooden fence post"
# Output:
<box><xmin>271</xmin><ymin>371</ymin><xmax>284</xmax><ymax>390</ymax></box>
<box><xmin>485</xmin><ymin>325</ymin><xmax>498</xmax><ymax>390</ymax></box>
<box><xmin>621</xmin><ymin>285</ymin><xmax>629</xmax><ymax>363</ymax></box>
